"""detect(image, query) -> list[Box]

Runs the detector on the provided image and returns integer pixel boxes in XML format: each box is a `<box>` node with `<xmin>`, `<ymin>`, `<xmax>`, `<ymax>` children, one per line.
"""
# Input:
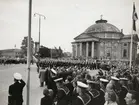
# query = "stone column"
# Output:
<box><xmin>80</xmin><ymin>43</ymin><xmax>82</xmax><ymax>56</ymax></box>
<box><xmin>86</xmin><ymin>42</ymin><xmax>89</xmax><ymax>57</ymax></box>
<box><xmin>91</xmin><ymin>41</ymin><xmax>94</xmax><ymax>58</ymax></box>
<box><xmin>76</xmin><ymin>43</ymin><xmax>78</xmax><ymax>57</ymax></box>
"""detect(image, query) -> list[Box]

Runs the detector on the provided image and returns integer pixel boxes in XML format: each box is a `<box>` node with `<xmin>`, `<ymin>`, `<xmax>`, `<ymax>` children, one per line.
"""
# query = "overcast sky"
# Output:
<box><xmin>0</xmin><ymin>0</ymin><xmax>139</xmax><ymax>52</ymax></box>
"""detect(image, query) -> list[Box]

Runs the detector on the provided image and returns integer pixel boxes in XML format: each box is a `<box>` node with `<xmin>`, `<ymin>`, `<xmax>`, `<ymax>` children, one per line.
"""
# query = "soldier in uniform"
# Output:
<box><xmin>39</xmin><ymin>68</ymin><xmax>46</xmax><ymax>87</ymax></box>
<box><xmin>87</xmin><ymin>80</ymin><xmax>100</xmax><ymax>105</ymax></box>
<box><xmin>8</xmin><ymin>73</ymin><xmax>26</xmax><ymax>105</ymax></box>
<box><xmin>65</xmin><ymin>76</ymin><xmax>74</xmax><ymax>104</ymax></box>
<box><xmin>72</xmin><ymin>81</ymin><xmax>91</xmax><ymax>105</ymax></box>
<box><xmin>54</xmin><ymin>78</ymin><xmax>70</xmax><ymax>105</ymax></box>
<box><xmin>119</xmin><ymin>78</ymin><xmax>128</xmax><ymax>105</ymax></box>
<box><xmin>46</xmin><ymin>68</ymin><xmax>58</xmax><ymax>99</ymax></box>
<box><xmin>99</xmin><ymin>78</ymin><xmax>109</xmax><ymax>105</ymax></box>
<box><xmin>106</xmin><ymin>76</ymin><xmax>120</xmax><ymax>104</ymax></box>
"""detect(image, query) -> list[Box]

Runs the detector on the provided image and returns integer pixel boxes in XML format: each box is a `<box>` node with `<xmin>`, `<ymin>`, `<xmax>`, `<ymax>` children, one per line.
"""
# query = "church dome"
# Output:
<box><xmin>84</xmin><ymin>19</ymin><xmax>120</xmax><ymax>33</ymax></box>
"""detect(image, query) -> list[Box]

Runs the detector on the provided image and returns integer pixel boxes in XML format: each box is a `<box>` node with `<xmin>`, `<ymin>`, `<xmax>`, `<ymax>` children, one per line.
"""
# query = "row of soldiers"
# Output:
<box><xmin>38</xmin><ymin>59</ymin><xmax>114</xmax><ymax>71</ymax></box>
<box><xmin>39</xmin><ymin>63</ymin><xmax>139</xmax><ymax>105</ymax></box>
<box><xmin>0</xmin><ymin>58</ymin><xmax>27</xmax><ymax>65</ymax></box>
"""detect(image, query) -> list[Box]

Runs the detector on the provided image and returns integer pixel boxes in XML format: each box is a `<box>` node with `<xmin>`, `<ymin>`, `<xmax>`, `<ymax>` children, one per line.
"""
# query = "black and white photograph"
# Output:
<box><xmin>0</xmin><ymin>0</ymin><xmax>139</xmax><ymax>105</ymax></box>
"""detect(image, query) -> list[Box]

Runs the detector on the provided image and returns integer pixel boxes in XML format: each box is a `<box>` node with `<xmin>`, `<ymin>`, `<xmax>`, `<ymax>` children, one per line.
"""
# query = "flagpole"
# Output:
<box><xmin>129</xmin><ymin>29</ymin><xmax>133</xmax><ymax>68</ymax></box>
<box><xmin>130</xmin><ymin>2</ymin><xmax>138</xmax><ymax>68</ymax></box>
<box><xmin>26</xmin><ymin>0</ymin><xmax>32</xmax><ymax>105</ymax></box>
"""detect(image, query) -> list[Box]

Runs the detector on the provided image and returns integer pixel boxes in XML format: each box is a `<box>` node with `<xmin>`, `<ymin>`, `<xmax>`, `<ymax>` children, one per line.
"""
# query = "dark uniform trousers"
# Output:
<box><xmin>72</xmin><ymin>93</ymin><xmax>91</xmax><ymax>105</ymax></box>
<box><xmin>57</xmin><ymin>86</ymin><xmax>70</xmax><ymax>105</ymax></box>
<box><xmin>88</xmin><ymin>89</ymin><xmax>100</xmax><ymax>105</ymax></box>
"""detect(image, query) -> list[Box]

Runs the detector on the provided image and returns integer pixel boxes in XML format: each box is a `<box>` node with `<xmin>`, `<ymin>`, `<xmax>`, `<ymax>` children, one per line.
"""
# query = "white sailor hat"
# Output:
<box><xmin>14</xmin><ymin>73</ymin><xmax>22</xmax><ymax>80</ymax></box>
<box><xmin>77</xmin><ymin>81</ymin><xmax>89</xmax><ymax>89</ymax></box>
<box><xmin>54</xmin><ymin>78</ymin><xmax>63</xmax><ymax>82</ymax></box>
<box><xmin>119</xmin><ymin>78</ymin><xmax>128</xmax><ymax>81</ymax></box>
<box><xmin>111</xmin><ymin>76</ymin><xmax>119</xmax><ymax>81</ymax></box>
<box><xmin>100</xmin><ymin>78</ymin><xmax>109</xmax><ymax>83</ymax></box>
<box><xmin>51</xmin><ymin>69</ymin><xmax>57</xmax><ymax>74</ymax></box>
<box><xmin>86</xmin><ymin>80</ymin><xmax>99</xmax><ymax>84</ymax></box>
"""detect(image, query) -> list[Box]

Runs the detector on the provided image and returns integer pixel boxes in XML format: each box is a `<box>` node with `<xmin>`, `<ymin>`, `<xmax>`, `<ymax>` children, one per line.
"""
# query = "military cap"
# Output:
<box><xmin>111</xmin><ymin>76</ymin><xmax>119</xmax><ymax>81</ymax></box>
<box><xmin>54</xmin><ymin>78</ymin><xmax>63</xmax><ymax>82</ymax></box>
<box><xmin>87</xmin><ymin>80</ymin><xmax>99</xmax><ymax>84</ymax></box>
<box><xmin>14</xmin><ymin>72</ymin><xmax>22</xmax><ymax>80</ymax></box>
<box><xmin>100</xmin><ymin>78</ymin><xmax>109</xmax><ymax>83</ymax></box>
<box><xmin>119</xmin><ymin>78</ymin><xmax>128</xmax><ymax>81</ymax></box>
<box><xmin>51</xmin><ymin>68</ymin><xmax>57</xmax><ymax>74</ymax></box>
<box><xmin>77</xmin><ymin>81</ymin><xmax>89</xmax><ymax>89</ymax></box>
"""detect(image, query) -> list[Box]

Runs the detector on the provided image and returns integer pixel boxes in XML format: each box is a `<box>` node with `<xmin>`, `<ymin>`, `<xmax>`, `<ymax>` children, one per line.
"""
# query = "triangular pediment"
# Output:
<box><xmin>74</xmin><ymin>33</ymin><xmax>94</xmax><ymax>40</ymax></box>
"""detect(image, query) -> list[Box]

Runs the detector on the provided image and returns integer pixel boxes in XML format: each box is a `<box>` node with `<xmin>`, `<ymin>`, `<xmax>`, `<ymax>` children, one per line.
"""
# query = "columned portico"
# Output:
<box><xmin>76</xmin><ymin>43</ymin><xmax>78</xmax><ymax>57</ymax></box>
<box><xmin>80</xmin><ymin>43</ymin><xmax>82</xmax><ymax>56</ymax></box>
<box><xmin>72</xmin><ymin>18</ymin><xmax>139</xmax><ymax>61</ymax></box>
<box><xmin>91</xmin><ymin>42</ymin><xmax>94</xmax><ymax>58</ymax></box>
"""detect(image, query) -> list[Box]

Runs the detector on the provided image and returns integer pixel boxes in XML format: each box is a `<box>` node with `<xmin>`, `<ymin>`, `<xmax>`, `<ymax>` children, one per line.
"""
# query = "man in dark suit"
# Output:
<box><xmin>8</xmin><ymin>73</ymin><xmax>26</xmax><ymax>105</ymax></box>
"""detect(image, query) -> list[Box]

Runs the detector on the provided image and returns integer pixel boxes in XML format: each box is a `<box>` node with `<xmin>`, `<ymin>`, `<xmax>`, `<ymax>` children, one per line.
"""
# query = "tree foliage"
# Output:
<box><xmin>21</xmin><ymin>36</ymin><xmax>34</xmax><ymax>56</ymax></box>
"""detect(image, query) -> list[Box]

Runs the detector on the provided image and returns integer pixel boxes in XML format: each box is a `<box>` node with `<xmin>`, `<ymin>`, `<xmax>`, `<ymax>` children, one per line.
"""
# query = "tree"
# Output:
<box><xmin>21</xmin><ymin>36</ymin><xmax>34</xmax><ymax>56</ymax></box>
<box><xmin>39</xmin><ymin>46</ymin><xmax>50</xmax><ymax>58</ymax></box>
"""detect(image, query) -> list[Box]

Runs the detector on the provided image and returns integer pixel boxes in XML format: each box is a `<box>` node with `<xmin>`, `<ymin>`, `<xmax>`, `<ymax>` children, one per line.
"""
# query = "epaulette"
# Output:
<box><xmin>89</xmin><ymin>89</ymin><xmax>100</xmax><ymax>98</ymax></box>
<box><xmin>77</xmin><ymin>93</ymin><xmax>91</xmax><ymax>105</ymax></box>
<box><xmin>59</xmin><ymin>86</ymin><xmax>69</xmax><ymax>95</ymax></box>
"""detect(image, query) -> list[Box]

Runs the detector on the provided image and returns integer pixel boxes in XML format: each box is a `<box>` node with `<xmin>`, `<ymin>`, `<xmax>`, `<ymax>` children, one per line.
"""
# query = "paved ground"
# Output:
<box><xmin>0</xmin><ymin>64</ymin><xmax>99</xmax><ymax>105</ymax></box>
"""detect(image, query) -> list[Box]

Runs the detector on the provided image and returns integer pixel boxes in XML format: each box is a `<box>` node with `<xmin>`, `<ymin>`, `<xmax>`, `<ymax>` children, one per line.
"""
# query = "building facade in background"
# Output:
<box><xmin>0</xmin><ymin>49</ymin><xmax>22</xmax><ymax>58</ymax></box>
<box><xmin>72</xmin><ymin>19</ymin><xmax>139</xmax><ymax>61</ymax></box>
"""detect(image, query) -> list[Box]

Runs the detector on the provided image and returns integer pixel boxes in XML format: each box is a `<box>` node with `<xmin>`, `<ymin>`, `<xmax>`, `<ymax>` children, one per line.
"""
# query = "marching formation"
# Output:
<box><xmin>38</xmin><ymin>59</ymin><xmax>139</xmax><ymax>105</ymax></box>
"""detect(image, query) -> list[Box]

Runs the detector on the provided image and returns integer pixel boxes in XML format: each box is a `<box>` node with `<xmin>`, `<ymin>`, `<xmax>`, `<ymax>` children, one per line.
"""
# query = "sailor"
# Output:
<box><xmin>119</xmin><ymin>78</ymin><xmax>128</xmax><ymax>105</ymax></box>
<box><xmin>99</xmin><ymin>78</ymin><xmax>109</xmax><ymax>105</ymax></box>
<box><xmin>72</xmin><ymin>81</ymin><xmax>91</xmax><ymax>105</ymax></box>
<box><xmin>54</xmin><ymin>78</ymin><xmax>70</xmax><ymax>105</ymax></box>
<box><xmin>106</xmin><ymin>76</ymin><xmax>120</xmax><ymax>104</ymax></box>
<box><xmin>8</xmin><ymin>73</ymin><xmax>26</xmax><ymax>105</ymax></box>
<box><xmin>87</xmin><ymin>80</ymin><xmax>100</xmax><ymax>105</ymax></box>
<box><xmin>46</xmin><ymin>68</ymin><xmax>58</xmax><ymax>99</ymax></box>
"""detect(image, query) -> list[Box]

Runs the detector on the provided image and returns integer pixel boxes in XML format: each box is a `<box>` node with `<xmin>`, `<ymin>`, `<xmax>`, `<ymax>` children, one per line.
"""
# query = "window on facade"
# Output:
<box><xmin>124</xmin><ymin>43</ymin><xmax>127</xmax><ymax>46</ymax></box>
<box><xmin>123</xmin><ymin>49</ymin><xmax>127</xmax><ymax>58</ymax></box>
<box><xmin>107</xmin><ymin>52</ymin><xmax>110</xmax><ymax>57</ymax></box>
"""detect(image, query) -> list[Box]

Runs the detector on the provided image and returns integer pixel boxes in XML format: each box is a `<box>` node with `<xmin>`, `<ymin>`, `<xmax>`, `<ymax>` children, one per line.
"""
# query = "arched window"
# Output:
<box><xmin>123</xmin><ymin>49</ymin><xmax>127</xmax><ymax>58</ymax></box>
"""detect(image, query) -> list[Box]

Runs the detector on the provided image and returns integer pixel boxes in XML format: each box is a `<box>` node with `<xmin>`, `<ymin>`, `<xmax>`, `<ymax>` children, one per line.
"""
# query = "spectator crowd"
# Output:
<box><xmin>37</xmin><ymin>58</ymin><xmax>139</xmax><ymax>105</ymax></box>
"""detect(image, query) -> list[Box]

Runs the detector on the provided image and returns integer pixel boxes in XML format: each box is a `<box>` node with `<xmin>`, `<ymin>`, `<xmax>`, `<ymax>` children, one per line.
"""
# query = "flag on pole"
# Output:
<box><xmin>133</xmin><ymin>2</ymin><xmax>138</xmax><ymax>31</ymax></box>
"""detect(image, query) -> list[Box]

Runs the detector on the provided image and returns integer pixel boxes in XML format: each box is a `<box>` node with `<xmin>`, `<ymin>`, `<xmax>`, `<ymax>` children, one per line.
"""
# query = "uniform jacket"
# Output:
<box><xmin>88</xmin><ymin>89</ymin><xmax>100</xmax><ymax>105</ymax></box>
<box><xmin>57</xmin><ymin>86</ymin><xmax>70</xmax><ymax>105</ymax></box>
<box><xmin>8</xmin><ymin>80</ymin><xmax>26</xmax><ymax>105</ymax></box>
<box><xmin>72</xmin><ymin>93</ymin><xmax>91</xmax><ymax>105</ymax></box>
<box><xmin>39</xmin><ymin>70</ymin><xmax>46</xmax><ymax>83</ymax></box>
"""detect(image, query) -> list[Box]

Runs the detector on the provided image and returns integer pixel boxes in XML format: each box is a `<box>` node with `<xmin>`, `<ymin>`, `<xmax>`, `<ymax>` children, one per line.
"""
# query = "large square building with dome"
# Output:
<box><xmin>72</xmin><ymin>19</ymin><xmax>139</xmax><ymax>61</ymax></box>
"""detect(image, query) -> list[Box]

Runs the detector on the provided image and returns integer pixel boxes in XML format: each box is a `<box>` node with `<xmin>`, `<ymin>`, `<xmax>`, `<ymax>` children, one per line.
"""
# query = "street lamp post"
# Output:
<box><xmin>34</xmin><ymin>13</ymin><xmax>46</xmax><ymax>73</ymax></box>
